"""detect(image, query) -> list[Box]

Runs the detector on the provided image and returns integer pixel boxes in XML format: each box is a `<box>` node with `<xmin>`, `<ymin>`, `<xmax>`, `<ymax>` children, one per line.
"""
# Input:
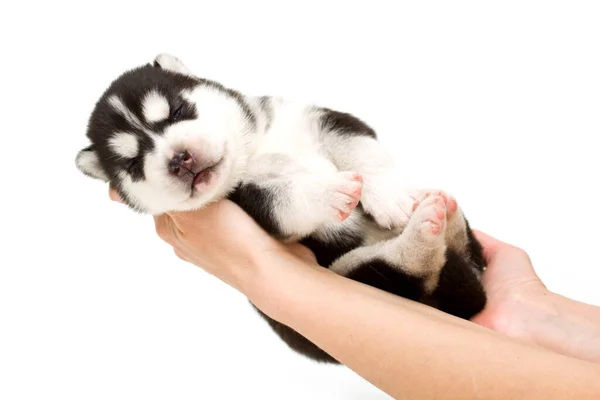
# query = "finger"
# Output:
<box><xmin>166</xmin><ymin>200</ymin><xmax>227</xmax><ymax>233</ymax></box>
<box><xmin>154</xmin><ymin>214</ymin><xmax>181</xmax><ymax>245</ymax></box>
<box><xmin>174</xmin><ymin>248</ymin><xmax>188</xmax><ymax>262</ymax></box>
<box><xmin>165</xmin><ymin>210</ymin><xmax>195</xmax><ymax>233</ymax></box>
<box><xmin>472</xmin><ymin>229</ymin><xmax>506</xmax><ymax>264</ymax></box>
<box><xmin>108</xmin><ymin>185</ymin><xmax>125</xmax><ymax>204</ymax></box>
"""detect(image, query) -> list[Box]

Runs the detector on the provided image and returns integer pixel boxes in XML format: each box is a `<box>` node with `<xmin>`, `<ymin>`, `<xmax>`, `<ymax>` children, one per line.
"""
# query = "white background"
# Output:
<box><xmin>1</xmin><ymin>1</ymin><xmax>599</xmax><ymax>399</ymax></box>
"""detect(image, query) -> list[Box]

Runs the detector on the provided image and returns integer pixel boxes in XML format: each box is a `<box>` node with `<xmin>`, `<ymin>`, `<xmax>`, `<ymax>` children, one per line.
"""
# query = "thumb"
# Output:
<box><xmin>154</xmin><ymin>213</ymin><xmax>182</xmax><ymax>245</ymax></box>
<box><xmin>472</xmin><ymin>229</ymin><xmax>507</xmax><ymax>264</ymax></box>
<box><xmin>472</xmin><ymin>230</ymin><xmax>544</xmax><ymax>291</ymax></box>
<box><xmin>165</xmin><ymin>205</ymin><xmax>216</xmax><ymax>233</ymax></box>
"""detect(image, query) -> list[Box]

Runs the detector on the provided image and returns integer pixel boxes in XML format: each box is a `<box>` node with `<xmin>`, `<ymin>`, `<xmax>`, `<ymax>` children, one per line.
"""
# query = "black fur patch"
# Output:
<box><xmin>300</xmin><ymin>232</ymin><xmax>363</xmax><ymax>269</ymax></box>
<box><xmin>318</xmin><ymin>108</ymin><xmax>377</xmax><ymax>138</ymax></box>
<box><xmin>251</xmin><ymin>304</ymin><xmax>338</xmax><ymax>364</ymax></box>
<box><xmin>465</xmin><ymin>219</ymin><xmax>486</xmax><ymax>272</ymax></box>
<box><xmin>431</xmin><ymin>249</ymin><xmax>487</xmax><ymax>319</ymax></box>
<box><xmin>346</xmin><ymin>259</ymin><xmax>424</xmax><ymax>301</ymax></box>
<box><xmin>228</xmin><ymin>183</ymin><xmax>284</xmax><ymax>238</ymax></box>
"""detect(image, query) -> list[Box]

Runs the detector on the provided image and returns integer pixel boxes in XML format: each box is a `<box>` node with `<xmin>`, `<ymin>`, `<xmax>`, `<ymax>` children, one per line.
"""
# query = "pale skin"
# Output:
<box><xmin>110</xmin><ymin>188</ymin><xmax>600</xmax><ymax>399</ymax></box>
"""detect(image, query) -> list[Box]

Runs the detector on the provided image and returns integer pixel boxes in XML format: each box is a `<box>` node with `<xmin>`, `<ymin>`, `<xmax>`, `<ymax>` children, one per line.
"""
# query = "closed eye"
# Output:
<box><xmin>171</xmin><ymin>105</ymin><xmax>183</xmax><ymax>121</ymax></box>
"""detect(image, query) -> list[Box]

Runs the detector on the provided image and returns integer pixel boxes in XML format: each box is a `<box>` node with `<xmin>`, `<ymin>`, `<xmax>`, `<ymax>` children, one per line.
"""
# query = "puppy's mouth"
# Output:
<box><xmin>190</xmin><ymin>156</ymin><xmax>225</xmax><ymax>195</ymax></box>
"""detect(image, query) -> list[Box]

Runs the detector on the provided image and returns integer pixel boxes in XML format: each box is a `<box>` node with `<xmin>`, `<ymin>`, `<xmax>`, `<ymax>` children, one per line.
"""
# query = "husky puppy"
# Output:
<box><xmin>75</xmin><ymin>54</ymin><xmax>487</xmax><ymax>363</ymax></box>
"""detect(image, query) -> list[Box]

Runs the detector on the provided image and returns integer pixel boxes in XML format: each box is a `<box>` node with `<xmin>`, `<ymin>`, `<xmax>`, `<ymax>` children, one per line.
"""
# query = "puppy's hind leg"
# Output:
<box><xmin>410</xmin><ymin>190</ymin><xmax>487</xmax><ymax>318</ymax></box>
<box><xmin>329</xmin><ymin>192</ymin><xmax>449</xmax><ymax>298</ymax></box>
<box><xmin>411</xmin><ymin>189</ymin><xmax>486</xmax><ymax>274</ymax></box>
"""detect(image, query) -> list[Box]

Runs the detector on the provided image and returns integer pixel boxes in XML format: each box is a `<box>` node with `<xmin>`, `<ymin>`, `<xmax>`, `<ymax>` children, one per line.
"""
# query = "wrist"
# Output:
<box><xmin>225</xmin><ymin>233</ymin><xmax>290</xmax><ymax>296</ymax></box>
<box><xmin>238</xmin><ymin>244</ymin><xmax>305</xmax><ymax>308</ymax></box>
<box><xmin>508</xmin><ymin>289</ymin><xmax>561</xmax><ymax>344</ymax></box>
<box><xmin>512</xmin><ymin>289</ymin><xmax>600</xmax><ymax>362</ymax></box>
<box><xmin>241</xmin><ymin>244</ymin><xmax>334</xmax><ymax>323</ymax></box>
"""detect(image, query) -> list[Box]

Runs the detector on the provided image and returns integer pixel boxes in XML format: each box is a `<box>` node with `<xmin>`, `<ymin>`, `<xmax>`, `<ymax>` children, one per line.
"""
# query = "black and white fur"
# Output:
<box><xmin>76</xmin><ymin>54</ymin><xmax>487</xmax><ymax>364</ymax></box>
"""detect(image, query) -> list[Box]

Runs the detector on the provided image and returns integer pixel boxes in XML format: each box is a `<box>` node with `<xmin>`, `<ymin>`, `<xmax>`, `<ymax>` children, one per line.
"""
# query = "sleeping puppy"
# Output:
<box><xmin>75</xmin><ymin>54</ymin><xmax>486</xmax><ymax>363</ymax></box>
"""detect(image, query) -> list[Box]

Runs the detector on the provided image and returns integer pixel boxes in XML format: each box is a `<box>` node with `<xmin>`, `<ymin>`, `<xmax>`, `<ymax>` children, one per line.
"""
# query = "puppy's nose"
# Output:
<box><xmin>168</xmin><ymin>150</ymin><xmax>194</xmax><ymax>176</ymax></box>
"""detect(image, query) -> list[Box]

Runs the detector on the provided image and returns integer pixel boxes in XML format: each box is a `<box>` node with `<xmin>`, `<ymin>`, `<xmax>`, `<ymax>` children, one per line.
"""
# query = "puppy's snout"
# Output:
<box><xmin>168</xmin><ymin>150</ymin><xmax>195</xmax><ymax>176</ymax></box>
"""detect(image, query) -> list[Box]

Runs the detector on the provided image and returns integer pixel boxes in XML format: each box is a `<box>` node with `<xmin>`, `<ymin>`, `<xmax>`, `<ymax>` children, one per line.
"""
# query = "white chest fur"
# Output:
<box><xmin>247</xmin><ymin>100</ymin><xmax>338</xmax><ymax>178</ymax></box>
<box><xmin>240</xmin><ymin>98</ymin><xmax>394</xmax><ymax>245</ymax></box>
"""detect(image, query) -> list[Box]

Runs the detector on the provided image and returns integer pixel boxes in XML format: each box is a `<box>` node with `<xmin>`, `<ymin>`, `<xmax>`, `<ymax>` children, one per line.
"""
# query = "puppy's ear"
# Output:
<box><xmin>76</xmin><ymin>144</ymin><xmax>109</xmax><ymax>182</ymax></box>
<box><xmin>153</xmin><ymin>53</ymin><xmax>193</xmax><ymax>76</ymax></box>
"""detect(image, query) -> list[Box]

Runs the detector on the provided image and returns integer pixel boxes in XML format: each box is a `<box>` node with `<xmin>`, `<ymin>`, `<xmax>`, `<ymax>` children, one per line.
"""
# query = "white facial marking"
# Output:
<box><xmin>108</xmin><ymin>95</ymin><xmax>144</xmax><ymax>129</ymax></box>
<box><xmin>143</xmin><ymin>91</ymin><xmax>170</xmax><ymax>123</ymax></box>
<box><xmin>108</xmin><ymin>95</ymin><xmax>160</xmax><ymax>145</ymax></box>
<box><xmin>109</xmin><ymin>132</ymin><xmax>139</xmax><ymax>158</ymax></box>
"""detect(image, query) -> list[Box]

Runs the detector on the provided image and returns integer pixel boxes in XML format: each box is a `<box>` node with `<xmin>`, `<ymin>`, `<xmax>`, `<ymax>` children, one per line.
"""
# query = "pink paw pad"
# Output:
<box><xmin>335</xmin><ymin>172</ymin><xmax>364</xmax><ymax>221</ymax></box>
<box><xmin>428</xmin><ymin>220</ymin><xmax>443</xmax><ymax>235</ymax></box>
<box><xmin>339</xmin><ymin>173</ymin><xmax>363</xmax><ymax>197</ymax></box>
<box><xmin>338</xmin><ymin>210</ymin><xmax>350</xmax><ymax>221</ymax></box>
<box><xmin>338</xmin><ymin>199</ymin><xmax>360</xmax><ymax>221</ymax></box>
<box><xmin>435</xmin><ymin>209</ymin><xmax>444</xmax><ymax>220</ymax></box>
<box><xmin>446</xmin><ymin>198</ymin><xmax>458</xmax><ymax>217</ymax></box>
<box><xmin>412</xmin><ymin>190</ymin><xmax>453</xmax><ymax>211</ymax></box>
<box><xmin>416</xmin><ymin>194</ymin><xmax>447</xmax><ymax>235</ymax></box>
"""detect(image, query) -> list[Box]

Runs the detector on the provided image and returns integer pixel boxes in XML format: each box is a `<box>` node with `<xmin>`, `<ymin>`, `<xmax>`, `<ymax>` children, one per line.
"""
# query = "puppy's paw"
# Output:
<box><xmin>412</xmin><ymin>192</ymin><xmax>448</xmax><ymax>237</ymax></box>
<box><xmin>328</xmin><ymin>172</ymin><xmax>363</xmax><ymax>221</ymax></box>
<box><xmin>360</xmin><ymin>175</ymin><xmax>415</xmax><ymax>230</ymax></box>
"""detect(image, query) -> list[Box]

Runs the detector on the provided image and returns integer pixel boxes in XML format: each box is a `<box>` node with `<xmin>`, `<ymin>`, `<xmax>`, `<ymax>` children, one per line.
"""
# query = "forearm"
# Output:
<box><xmin>245</xmin><ymin>251</ymin><xmax>600</xmax><ymax>400</ymax></box>
<box><xmin>516</xmin><ymin>290</ymin><xmax>600</xmax><ymax>363</ymax></box>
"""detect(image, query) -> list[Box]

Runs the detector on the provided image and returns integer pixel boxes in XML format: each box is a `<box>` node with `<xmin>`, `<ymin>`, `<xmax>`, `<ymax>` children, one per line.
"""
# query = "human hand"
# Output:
<box><xmin>470</xmin><ymin>230</ymin><xmax>549</xmax><ymax>340</ymax></box>
<box><xmin>470</xmin><ymin>230</ymin><xmax>600</xmax><ymax>363</ymax></box>
<box><xmin>108</xmin><ymin>186</ymin><xmax>316</xmax><ymax>294</ymax></box>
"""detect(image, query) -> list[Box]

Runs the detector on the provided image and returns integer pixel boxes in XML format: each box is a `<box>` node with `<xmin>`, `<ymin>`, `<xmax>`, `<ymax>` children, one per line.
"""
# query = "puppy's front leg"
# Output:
<box><xmin>230</xmin><ymin>171</ymin><xmax>363</xmax><ymax>241</ymax></box>
<box><xmin>318</xmin><ymin>110</ymin><xmax>416</xmax><ymax>230</ymax></box>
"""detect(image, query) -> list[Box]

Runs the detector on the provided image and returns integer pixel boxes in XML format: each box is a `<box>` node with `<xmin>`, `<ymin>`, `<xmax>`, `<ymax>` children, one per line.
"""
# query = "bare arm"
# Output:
<box><xmin>247</xmin><ymin>251</ymin><xmax>600</xmax><ymax>399</ymax></box>
<box><xmin>143</xmin><ymin>195</ymin><xmax>600</xmax><ymax>399</ymax></box>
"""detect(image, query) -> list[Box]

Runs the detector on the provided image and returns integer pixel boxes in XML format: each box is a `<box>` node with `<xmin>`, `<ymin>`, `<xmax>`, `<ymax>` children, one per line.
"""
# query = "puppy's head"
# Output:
<box><xmin>76</xmin><ymin>54</ymin><xmax>256</xmax><ymax>214</ymax></box>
